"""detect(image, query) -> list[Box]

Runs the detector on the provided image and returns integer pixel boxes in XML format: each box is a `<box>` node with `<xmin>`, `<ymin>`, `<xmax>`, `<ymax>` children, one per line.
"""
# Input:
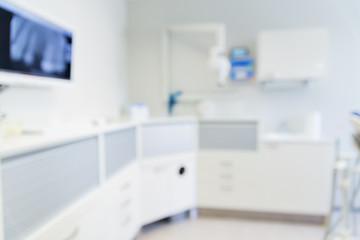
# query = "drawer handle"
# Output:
<box><xmin>122</xmin><ymin>216</ymin><xmax>132</xmax><ymax>226</ymax></box>
<box><xmin>220</xmin><ymin>174</ymin><xmax>233</xmax><ymax>179</ymax></box>
<box><xmin>220</xmin><ymin>185</ymin><xmax>233</xmax><ymax>192</ymax></box>
<box><xmin>121</xmin><ymin>199</ymin><xmax>132</xmax><ymax>208</ymax></box>
<box><xmin>220</xmin><ymin>161</ymin><xmax>233</xmax><ymax>167</ymax></box>
<box><xmin>119</xmin><ymin>182</ymin><xmax>131</xmax><ymax>191</ymax></box>
<box><xmin>266</xmin><ymin>143</ymin><xmax>279</xmax><ymax>149</ymax></box>
<box><xmin>63</xmin><ymin>227</ymin><xmax>79</xmax><ymax>240</ymax></box>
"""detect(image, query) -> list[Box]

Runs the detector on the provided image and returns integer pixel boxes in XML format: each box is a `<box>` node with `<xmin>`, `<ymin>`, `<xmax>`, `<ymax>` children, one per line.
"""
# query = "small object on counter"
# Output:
<box><xmin>1</xmin><ymin>121</ymin><xmax>22</xmax><ymax>138</ymax></box>
<box><xmin>129</xmin><ymin>102</ymin><xmax>150</xmax><ymax>122</ymax></box>
<box><xmin>305</xmin><ymin>111</ymin><xmax>322</xmax><ymax>138</ymax></box>
<box><xmin>92</xmin><ymin>118</ymin><xmax>107</xmax><ymax>127</ymax></box>
<box><xmin>277</xmin><ymin>121</ymin><xmax>289</xmax><ymax>134</ymax></box>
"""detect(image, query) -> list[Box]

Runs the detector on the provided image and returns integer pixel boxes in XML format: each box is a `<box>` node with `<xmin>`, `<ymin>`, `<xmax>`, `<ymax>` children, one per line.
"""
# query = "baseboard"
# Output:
<box><xmin>198</xmin><ymin>208</ymin><xmax>326</xmax><ymax>225</ymax></box>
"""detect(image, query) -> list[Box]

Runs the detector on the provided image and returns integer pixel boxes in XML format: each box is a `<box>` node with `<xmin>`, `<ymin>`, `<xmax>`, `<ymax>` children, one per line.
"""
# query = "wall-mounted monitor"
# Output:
<box><xmin>0</xmin><ymin>2</ymin><xmax>73</xmax><ymax>87</ymax></box>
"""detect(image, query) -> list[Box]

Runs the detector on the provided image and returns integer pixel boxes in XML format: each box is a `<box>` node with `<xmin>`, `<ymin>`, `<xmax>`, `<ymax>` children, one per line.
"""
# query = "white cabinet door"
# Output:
<box><xmin>169</xmin><ymin>157</ymin><xmax>196</xmax><ymax>214</ymax></box>
<box><xmin>259</xmin><ymin>142</ymin><xmax>334</xmax><ymax>215</ymax></box>
<box><xmin>30</xmin><ymin>190</ymin><xmax>101</xmax><ymax>240</ymax></box>
<box><xmin>141</xmin><ymin>160</ymin><xmax>172</xmax><ymax>224</ymax></box>
<box><xmin>72</xmin><ymin>202</ymin><xmax>102</xmax><ymax>240</ymax></box>
<box><xmin>141</xmin><ymin>155</ymin><xmax>197</xmax><ymax>225</ymax></box>
<box><xmin>257</xmin><ymin>28</ymin><xmax>328</xmax><ymax>81</ymax></box>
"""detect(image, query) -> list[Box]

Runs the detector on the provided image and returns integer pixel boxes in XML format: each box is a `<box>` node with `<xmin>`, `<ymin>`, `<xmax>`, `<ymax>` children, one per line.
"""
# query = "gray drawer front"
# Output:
<box><xmin>142</xmin><ymin>122</ymin><xmax>196</xmax><ymax>158</ymax></box>
<box><xmin>105</xmin><ymin>128</ymin><xmax>136</xmax><ymax>178</ymax></box>
<box><xmin>199</xmin><ymin>122</ymin><xmax>257</xmax><ymax>150</ymax></box>
<box><xmin>2</xmin><ymin>137</ymin><xmax>99</xmax><ymax>240</ymax></box>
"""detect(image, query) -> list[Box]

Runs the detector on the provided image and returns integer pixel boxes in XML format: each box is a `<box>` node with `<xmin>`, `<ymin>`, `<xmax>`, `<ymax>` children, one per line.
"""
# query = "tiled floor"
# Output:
<box><xmin>138</xmin><ymin>217</ymin><xmax>325</xmax><ymax>240</ymax></box>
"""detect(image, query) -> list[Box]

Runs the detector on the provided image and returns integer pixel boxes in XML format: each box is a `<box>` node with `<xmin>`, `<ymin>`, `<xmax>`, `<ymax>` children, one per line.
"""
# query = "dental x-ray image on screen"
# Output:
<box><xmin>0</xmin><ymin>4</ymin><xmax>72</xmax><ymax>80</ymax></box>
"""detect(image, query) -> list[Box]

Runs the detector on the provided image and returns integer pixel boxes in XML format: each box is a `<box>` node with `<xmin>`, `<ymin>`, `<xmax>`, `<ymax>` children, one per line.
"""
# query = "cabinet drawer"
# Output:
<box><xmin>104</xmin><ymin>192</ymin><xmax>139</xmax><ymax>240</ymax></box>
<box><xmin>198</xmin><ymin>184</ymin><xmax>238</xmax><ymax>209</ymax></box>
<box><xmin>198</xmin><ymin>183</ymin><xmax>261</xmax><ymax>210</ymax></box>
<box><xmin>197</xmin><ymin>151</ymin><xmax>262</xmax><ymax>210</ymax></box>
<box><xmin>198</xmin><ymin>151</ymin><xmax>259</xmax><ymax>182</ymax></box>
<box><xmin>29</xmin><ymin>190</ymin><xmax>101</xmax><ymax>240</ymax></box>
<box><xmin>107</xmin><ymin>180</ymin><xmax>136</xmax><ymax>215</ymax></box>
<box><xmin>198</xmin><ymin>163</ymin><xmax>235</xmax><ymax>181</ymax></box>
<box><xmin>103</xmin><ymin>163</ymin><xmax>140</xmax><ymax>240</ymax></box>
<box><xmin>106</xmin><ymin>162</ymin><xmax>139</xmax><ymax>202</ymax></box>
<box><xmin>118</xmin><ymin>203</ymin><xmax>139</xmax><ymax>240</ymax></box>
<box><xmin>109</xmin><ymin>179</ymin><xmax>133</xmax><ymax>203</ymax></box>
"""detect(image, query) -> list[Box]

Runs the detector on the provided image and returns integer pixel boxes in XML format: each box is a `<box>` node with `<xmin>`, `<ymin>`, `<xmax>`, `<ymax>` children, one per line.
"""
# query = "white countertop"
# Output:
<box><xmin>261</xmin><ymin>133</ymin><xmax>333</xmax><ymax>144</ymax></box>
<box><xmin>0</xmin><ymin>117</ymin><xmax>335</xmax><ymax>158</ymax></box>
<box><xmin>141</xmin><ymin>116</ymin><xmax>197</xmax><ymax>125</ymax></box>
<box><xmin>0</xmin><ymin>122</ymin><xmax>137</xmax><ymax>158</ymax></box>
<box><xmin>0</xmin><ymin>117</ymin><xmax>198</xmax><ymax>158</ymax></box>
<box><xmin>199</xmin><ymin>116</ymin><xmax>259</xmax><ymax>122</ymax></box>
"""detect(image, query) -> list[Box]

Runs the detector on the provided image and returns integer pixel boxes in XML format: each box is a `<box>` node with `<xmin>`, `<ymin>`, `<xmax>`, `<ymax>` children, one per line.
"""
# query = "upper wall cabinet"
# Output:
<box><xmin>256</xmin><ymin>28</ymin><xmax>329</xmax><ymax>83</ymax></box>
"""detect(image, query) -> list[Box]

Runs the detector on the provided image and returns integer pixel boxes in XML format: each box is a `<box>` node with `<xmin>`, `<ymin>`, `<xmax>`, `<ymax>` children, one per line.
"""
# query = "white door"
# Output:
<box><xmin>260</xmin><ymin>142</ymin><xmax>334</xmax><ymax>215</ymax></box>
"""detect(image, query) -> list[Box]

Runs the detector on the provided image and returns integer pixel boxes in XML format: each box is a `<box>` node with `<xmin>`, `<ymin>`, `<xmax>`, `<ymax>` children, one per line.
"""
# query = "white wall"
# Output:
<box><xmin>0</xmin><ymin>0</ymin><xmax>128</xmax><ymax>126</ymax></box>
<box><xmin>128</xmin><ymin>0</ymin><xmax>360</xmax><ymax>152</ymax></box>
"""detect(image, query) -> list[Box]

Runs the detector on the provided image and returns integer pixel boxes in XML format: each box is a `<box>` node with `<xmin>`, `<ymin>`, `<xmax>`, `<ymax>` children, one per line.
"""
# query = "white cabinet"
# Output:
<box><xmin>28</xmin><ymin>190</ymin><xmax>102</xmax><ymax>240</ymax></box>
<box><xmin>0</xmin><ymin>124</ymin><xmax>141</xmax><ymax>240</ymax></box>
<box><xmin>103</xmin><ymin>162</ymin><xmax>140</xmax><ymax>240</ymax></box>
<box><xmin>0</xmin><ymin>119</ymin><xmax>197</xmax><ymax>240</ymax></box>
<box><xmin>198</xmin><ymin>151</ymin><xmax>261</xmax><ymax>210</ymax></box>
<box><xmin>259</xmin><ymin>142</ymin><xmax>334</xmax><ymax>215</ymax></box>
<box><xmin>140</xmin><ymin>119</ymin><xmax>197</xmax><ymax>225</ymax></box>
<box><xmin>257</xmin><ymin>28</ymin><xmax>329</xmax><ymax>82</ymax></box>
<box><xmin>198</xmin><ymin>142</ymin><xmax>335</xmax><ymax>216</ymax></box>
<box><xmin>198</xmin><ymin>119</ymin><xmax>263</xmax><ymax>211</ymax></box>
<box><xmin>103</xmin><ymin>126</ymin><xmax>140</xmax><ymax>240</ymax></box>
<box><xmin>141</xmin><ymin>155</ymin><xmax>196</xmax><ymax>225</ymax></box>
<box><xmin>171</xmin><ymin>157</ymin><xmax>197</xmax><ymax>214</ymax></box>
<box><xmin>1</xmin><ymin>137</ymin><xmax>100</xmax><ymax>240</ymax></box>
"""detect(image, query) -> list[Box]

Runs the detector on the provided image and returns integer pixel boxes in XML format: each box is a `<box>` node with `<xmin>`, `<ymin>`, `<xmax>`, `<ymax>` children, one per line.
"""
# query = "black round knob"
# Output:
<box><xmin>179</xmin><ymin>167</ymin><xmax>186</xmax><ymax>175</ymax></box>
